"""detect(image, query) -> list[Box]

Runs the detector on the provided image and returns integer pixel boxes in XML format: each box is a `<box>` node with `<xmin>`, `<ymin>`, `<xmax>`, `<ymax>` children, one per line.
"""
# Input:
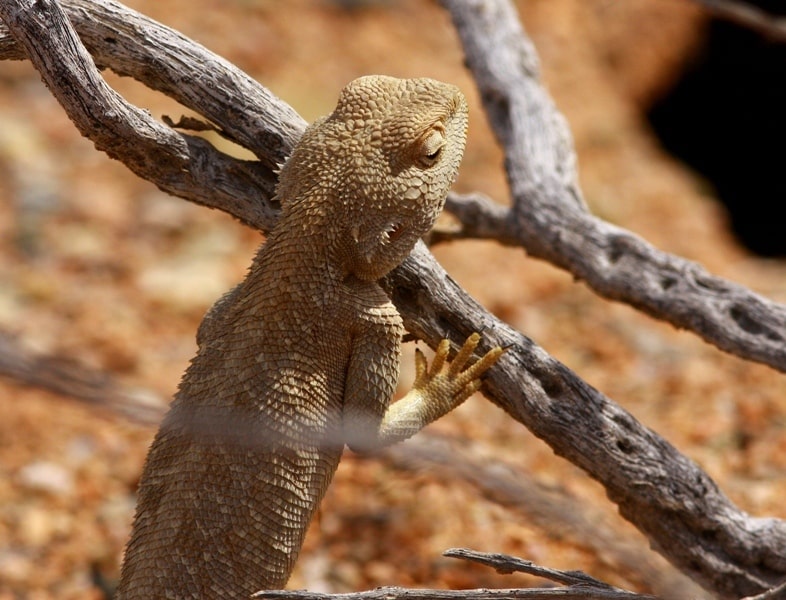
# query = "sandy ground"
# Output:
<box><xmin>1</xmin><ymin>1</ymin><xmax>785</xmax><ymax>597</ymax></box>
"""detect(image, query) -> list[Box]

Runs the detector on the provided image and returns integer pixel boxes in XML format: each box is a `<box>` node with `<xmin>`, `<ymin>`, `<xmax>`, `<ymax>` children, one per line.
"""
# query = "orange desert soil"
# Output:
<box><xmin>1</xmin><ymin>1</ymin><xmax>785</xmax><ymax>598</ymax></box>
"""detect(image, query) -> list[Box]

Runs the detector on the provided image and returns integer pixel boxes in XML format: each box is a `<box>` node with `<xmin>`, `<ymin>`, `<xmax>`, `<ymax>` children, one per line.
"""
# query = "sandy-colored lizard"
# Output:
<box><xmin>116</xmin><ymin>75</ymin><xmax>503</xmax><ymax>598</ymax></box>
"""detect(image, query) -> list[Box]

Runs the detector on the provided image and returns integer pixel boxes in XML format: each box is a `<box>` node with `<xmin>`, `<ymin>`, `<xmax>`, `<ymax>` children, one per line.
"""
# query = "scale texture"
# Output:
<box><xmin>116</xmin><ymin>75</ymin><xmax>502</xmax><ymax>599</ymax></box>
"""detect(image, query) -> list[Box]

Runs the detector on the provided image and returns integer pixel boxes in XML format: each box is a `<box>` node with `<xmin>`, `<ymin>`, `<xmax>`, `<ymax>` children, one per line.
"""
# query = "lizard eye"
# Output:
<box><xmin>416</xmin><ymin>126</ymin><xmax>446</xmax><ymax>168</ymax></box>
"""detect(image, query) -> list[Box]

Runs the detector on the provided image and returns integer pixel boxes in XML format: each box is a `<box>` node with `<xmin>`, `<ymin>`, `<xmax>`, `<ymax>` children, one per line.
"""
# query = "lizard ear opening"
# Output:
<box><xmin>416</xmin><ymin>125</ymin><xmax>446</xmax><ymax>169</ymax></box>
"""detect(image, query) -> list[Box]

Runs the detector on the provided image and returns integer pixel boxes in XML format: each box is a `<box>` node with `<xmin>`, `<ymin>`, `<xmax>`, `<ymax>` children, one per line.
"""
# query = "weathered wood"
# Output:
<box><xmin>0</xmin><ymin>0</ymin><xmax>284</xmax><ymax>230</ymax></box>
<box><xmin>2</xmin><ymin>0</ymin><xmax>786</xmax><ymax>597</ymax></box>
<box><xmin>440</xmin><ymin>0</ymin><xmax>786</xmax><ymax>374</ymax></box>
<box><xmin>380</xmin><ymin>435</ymin><xmax>707</xmax><ymax>599</ymax></box>
<box><xmin>252</xmin><ymin>548</ymin><xmax>658</xmax><ymax>600</ymax></box>
<box><xmin>2</xmin><ymin>0</ymin><xmax>785</xmax><ymax>371</ymax></box>
<box><xmin>390</xmin><ymin>243</ymin><xmax>786</xmax><ymax>598</ymax></box>
<box><xmin>252</xmin><ymin>587</ymin><xmax>649</xmax><ymax>600</ymax></box>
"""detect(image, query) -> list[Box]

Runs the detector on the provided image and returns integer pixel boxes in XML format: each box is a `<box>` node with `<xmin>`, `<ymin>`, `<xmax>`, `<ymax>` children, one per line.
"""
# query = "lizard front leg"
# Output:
<box><xmin>344</xmin><ymin>330</ymin><xmax>503</xmax><ymax>452</ymax></box>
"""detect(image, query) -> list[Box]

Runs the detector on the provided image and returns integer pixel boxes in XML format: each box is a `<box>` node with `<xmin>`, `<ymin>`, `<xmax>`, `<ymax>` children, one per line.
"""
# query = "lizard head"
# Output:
<box><xmin>276</xmin><ymin>75</ymin><xmax>468</xmax><ymax>281</ymax></box>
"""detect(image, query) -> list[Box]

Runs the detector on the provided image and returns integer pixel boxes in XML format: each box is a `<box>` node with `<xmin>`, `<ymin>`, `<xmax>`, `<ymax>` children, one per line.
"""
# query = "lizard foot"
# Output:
<box><xmin>412</xmin><ymin>332</ymin><xmax>504</xmax><ymax>410</ymax></box>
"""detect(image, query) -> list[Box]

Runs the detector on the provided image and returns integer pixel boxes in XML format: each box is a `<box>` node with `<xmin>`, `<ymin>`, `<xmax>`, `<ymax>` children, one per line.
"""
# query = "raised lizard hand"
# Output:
<box><xmin>371</xmin><ymin>333</ymin><xmax>504</xmax><ymax>446</ymax></box>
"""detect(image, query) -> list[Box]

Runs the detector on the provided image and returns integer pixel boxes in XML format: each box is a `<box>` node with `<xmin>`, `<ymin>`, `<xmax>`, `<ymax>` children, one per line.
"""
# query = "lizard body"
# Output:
<box><xmin>116</xmin><ymin>75</ymin><xmax>502</xmax><ymax>598</ymax></box>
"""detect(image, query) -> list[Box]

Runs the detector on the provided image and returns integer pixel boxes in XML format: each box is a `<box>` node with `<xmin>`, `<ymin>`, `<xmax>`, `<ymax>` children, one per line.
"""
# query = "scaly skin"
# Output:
<box><xmin>116</xmin><ymin>75</ymin><xmax>503</xmax><ymax>599</ymax></box>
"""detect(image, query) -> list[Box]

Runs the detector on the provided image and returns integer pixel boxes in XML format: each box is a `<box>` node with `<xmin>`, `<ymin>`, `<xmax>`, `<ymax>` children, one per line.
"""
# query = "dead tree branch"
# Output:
<box><xmin>438</xmin><ymin>0</ymin><xmax>786</xmax><ymax>374</ymax></box>
<box><xmin>380</xmin><ymin>436</ymin><xmax>707</xmax><ymax>599</ymax></box>
<box><xmin>1</xmin><ymin>0</ymin><xmax>784</xmax><ymax>372</ymax></box>
<box><xmin>443</xmin><ymin>549</ymin><xmax>654</xmax><ymax>595</ymax></box>
<box><xmin>0</xmin><ymin>0</ymin><xmax>290</xmax><ymax>230</ymax></box>
<box><xmin>252</xmin><ymin>585</ymin><xmax>648</xmax><ymax>600</ymax></box>
<box><xmin>252</xmin><ymin>549</ymin><xmax>657</xmax><ymax>599</ymax></box>
<box><xmin>252</xmin><ymin>589</ymin><xmax>646</xmax><ymax>600</ymax></box>
<box><xmin>741</xmin><ymin>579</ymin><xmax>786</xmax><ymax>600</ymax></box>
<box><xmin>389</xmin><ymin>243</ymin><xmax>786</xmax><ymax>599</ymax></box>
<box><xmin>2</xmin><ymin>0</ymin><xmax>786</xmax><ymax>597</ymax></box>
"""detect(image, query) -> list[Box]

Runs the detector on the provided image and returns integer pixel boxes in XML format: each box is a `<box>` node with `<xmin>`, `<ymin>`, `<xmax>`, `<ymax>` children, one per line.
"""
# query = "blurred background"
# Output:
<box><xmin>1</xmin><ymin>0</ymin><xmax>785</xmax><ymax>597</ymax></box>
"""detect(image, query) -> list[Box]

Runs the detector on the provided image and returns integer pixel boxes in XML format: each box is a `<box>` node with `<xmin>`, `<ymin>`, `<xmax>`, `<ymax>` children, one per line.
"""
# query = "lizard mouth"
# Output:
<box><xmin>383</xmin><ymin>222</ymin><xmax>405</xmax><ymax>244</ymax></box>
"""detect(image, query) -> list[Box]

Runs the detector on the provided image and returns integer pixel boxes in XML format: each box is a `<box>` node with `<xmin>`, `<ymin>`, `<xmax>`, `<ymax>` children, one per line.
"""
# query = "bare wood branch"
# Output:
<box><xmin>0</xmin><ymin>0</ymin><xmax>285</xmax><ymax>231</ymax></box>
<box><xmin>432</xmin><ymin>192</ymin><xmax>517</xmax><ymax>246</ymax></box>
<box><xmin>442</xmin><ymin>548</ymin><xmax>653</xmax><ymax>595</ymax></box>
<box><xmin>741</xmin><ymin>579</ymin><xmax>786</xmax><ymax>600</ymax></box>
<box><xmin>57</xmin><ymin>0</ymin><xmax>304</xmax><ymax>168</ymax></box>
<box><xmin>252</xmin><ymin>587</ymin><xmax>651</xmax><ymax>600</ymax></box>
<box><xmin>2</xmin><ymin>0</ymin><xmax>784</xmax><ymax>373</ymax></box>
<box><xmin>692</xmin><ymin>0</ymin><xmax>786</xmax><ymax>42</ymax></box>
<box><xmin>252</xmin><ymin>548</ymin><xmax>658</xmax><ymax>599</ymax></box>
<box><xmin>389</xmin><ymin>243</ymin><xmax>786</xmax><ymax>599</ymax></box>
<box><xmin>2</xmin><ymin>0</ymin><xmax>786</xmax><ymax>597</ymax></box>
<box><xmin>439</xmin><ymin>0</ymin><xmax>786</xmax><ymax>374</ymax></box>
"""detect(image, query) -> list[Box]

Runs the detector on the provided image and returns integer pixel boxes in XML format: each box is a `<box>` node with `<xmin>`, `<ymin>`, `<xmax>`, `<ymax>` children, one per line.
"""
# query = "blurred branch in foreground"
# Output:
<box><xmin>0</xmin><ymin>329</ymin><xmax>704</xmax><ymax>598</ymax></box>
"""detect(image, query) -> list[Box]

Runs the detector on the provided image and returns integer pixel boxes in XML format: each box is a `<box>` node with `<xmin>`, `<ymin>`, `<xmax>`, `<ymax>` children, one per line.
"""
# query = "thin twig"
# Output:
<box><xmin>740</xmin><ymin>579</ymin><xmax>786</xmax><ymax>600</ymax></box>
<box><xmin>380</xmin><ymin>437</ymin><xmax>707</xmax><ymax>599</ymax></box>
<box><xmin>443</xmin><ymin>549</ymin><xmax>646</xmax><ymax>593</ymax></box>
<box><xmin>251</xmin><ymin>549</ymin><xmax>659</xmax><ymax>599</ymax></box>
<box><xmin>693</xmin><ymin>0</ymin><xmax>786</xmax><ymax>42</ymax></box>
<box><xmin>252</xmin><ymin>548</ymin><xmax>657</xmax><ymax>600</ymax></box>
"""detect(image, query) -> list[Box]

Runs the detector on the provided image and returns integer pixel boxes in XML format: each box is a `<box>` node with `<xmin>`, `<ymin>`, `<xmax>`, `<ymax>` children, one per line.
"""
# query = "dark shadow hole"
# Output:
<box><xmin>648</xmin><ymin>2</ymin><xmax>786</xmax><ymax>257</ymax></box>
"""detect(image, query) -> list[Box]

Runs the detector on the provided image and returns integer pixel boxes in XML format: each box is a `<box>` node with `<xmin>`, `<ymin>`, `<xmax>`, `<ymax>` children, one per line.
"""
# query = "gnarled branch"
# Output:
<box><xmin>440</xmin><ymin>0</ymin><xmax>786</xmax><ymax>374</ymax></box>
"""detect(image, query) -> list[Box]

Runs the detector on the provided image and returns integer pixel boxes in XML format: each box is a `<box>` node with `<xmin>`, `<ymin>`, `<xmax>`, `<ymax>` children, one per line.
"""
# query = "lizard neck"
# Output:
<box><xmin>254</xmin><ymin>205</ymin><xmax>348</xmax><ymax>286</ymax></box>
<box><xmin>265</xmin><ymin>191</ymin><xmax>363</xmax><ymax>284</ymax></box>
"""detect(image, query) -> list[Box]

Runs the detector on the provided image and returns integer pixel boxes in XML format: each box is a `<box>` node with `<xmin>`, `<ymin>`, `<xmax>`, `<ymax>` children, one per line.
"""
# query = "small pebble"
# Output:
<box><xmin>18</xmin><ymin>461</ymin><xmax>74</xmax><ymax>496</ymax></box>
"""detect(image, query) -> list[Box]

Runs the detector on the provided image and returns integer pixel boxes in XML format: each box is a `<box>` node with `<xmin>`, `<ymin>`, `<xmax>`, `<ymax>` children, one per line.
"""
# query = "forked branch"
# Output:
<box><xmin>439</xmin><ymin>0</ymin><xmax>786</xmax><ymax>373</ymax></box>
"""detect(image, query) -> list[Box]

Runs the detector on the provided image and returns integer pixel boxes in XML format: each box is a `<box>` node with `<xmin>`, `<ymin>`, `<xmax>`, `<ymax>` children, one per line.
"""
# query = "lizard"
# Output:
<box><xmin>115</xmin><ymin>75</ymin><xmax>504</xmax><ymax>599</ymax></box>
